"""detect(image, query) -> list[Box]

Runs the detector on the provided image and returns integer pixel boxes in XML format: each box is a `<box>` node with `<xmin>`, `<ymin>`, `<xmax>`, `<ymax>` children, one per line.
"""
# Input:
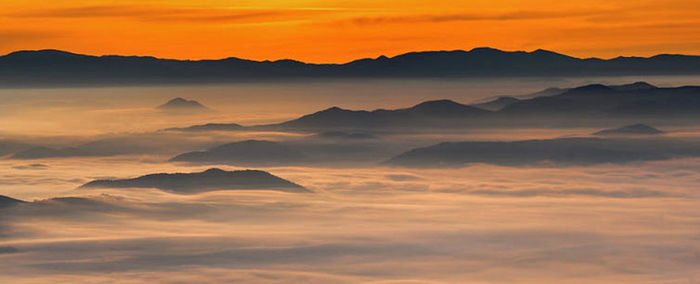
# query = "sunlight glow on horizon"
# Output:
<box><xmin>0</xmin><ymin>0</ymin><xmax>699</xmax><ymax>63</ymax></box>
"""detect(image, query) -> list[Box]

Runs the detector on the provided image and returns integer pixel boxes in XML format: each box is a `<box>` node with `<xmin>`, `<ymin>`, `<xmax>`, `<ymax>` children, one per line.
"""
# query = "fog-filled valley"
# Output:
<box><xmin>2</xmin><ymin>77</ymin><xmax>700</xmax><ymax>283</ymax></box>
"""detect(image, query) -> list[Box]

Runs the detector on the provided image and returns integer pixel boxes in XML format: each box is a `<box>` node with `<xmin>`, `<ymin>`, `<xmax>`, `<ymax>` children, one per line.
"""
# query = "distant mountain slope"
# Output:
<box><xmin>594</xmin><ymin>124</ymin><xmax>664</xmax><ymax>136</ymax></box>
<box><xmin>315</xmin><ymin>131</ymin><xmax>377</xmax><ymax>140</ymax></box>
<box><xmin>498</xmin><ymin>82</ymin><xmax>700</xmax><ymax>117</ymax></box>
<box><xmin>1</xmin><ymin>48</ymin><xmax>699</xmax><ymax>86</ymax></box>
<box><xmin>81</xmin><ymin>168</ymin><xmax>308</xmax><ymax>194</ymax></box>
<box><xmin>0</xmin><ymin>195</ymin><xmax>25</xmax><ymax>208</ymax></box>
<box><xmin>170</xmin><ymin>140</ymin><xmax>305</xmax><ymax>165</ymax></box>
<box><xmin>386</xmin><ymin>137</ymin><xmax>700</xmax><ymax>167</ymax></box>
<box><xmin>166</xmin><ymin>122</ymin><xmax>244</xmax><ymax>132</ymax></box>
<box><xmin>168</xmin><ymin>82</ymin><xmax>700</xmax><ymax>132</ymax></box>
<box><xmin>157</xmin><ymin>98</ymin><xmax>209</xmax><ymax>111</ymax></box>
<box><xmin>272</xmin><ymin>99</ymin><xmax>490</xmax><ymax>130</ymax></box>
<box><xmin>0</xmin><ymin>141</ymin><xmax>32</xmax><ymax>156</ymax></box>
<box><xmin>470</xmin><ymin>87</ymin><xmax>568</xmax><ymax>111</ymax></box>
<box><xmin>10</xmin><ymin>138</ymin><xmax>158</xmax><ymax>159</ymax></box>
<box><xmin>471</xmin><ymin>96</ymin><xmax>521</xmax><ymax>111</ymax></box>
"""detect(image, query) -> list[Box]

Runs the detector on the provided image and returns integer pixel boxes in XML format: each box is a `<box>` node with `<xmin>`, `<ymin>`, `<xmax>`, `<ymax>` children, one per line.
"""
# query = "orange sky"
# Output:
<box><xmin>1</xmin><ymin>0</ymin><xmax>699</xmax><ymax>63</ymax></box>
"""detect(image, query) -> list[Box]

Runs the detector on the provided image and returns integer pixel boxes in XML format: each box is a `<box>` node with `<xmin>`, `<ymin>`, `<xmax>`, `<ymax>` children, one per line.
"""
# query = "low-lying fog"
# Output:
<box><xmin>2</xmin><ymin>77</ymin><xmax>700</xmax><ymax>283</ymax></box>
<box><xmin>1</xmin><ymin>76</ymin><xmax>699</xmax><ymax>135</ymax></box>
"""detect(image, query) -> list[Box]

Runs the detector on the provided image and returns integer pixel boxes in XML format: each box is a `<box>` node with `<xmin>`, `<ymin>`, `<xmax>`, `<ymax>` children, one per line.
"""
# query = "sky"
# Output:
<box><xmin>1</xmin><ymin>0</ymin><xmax>699</xmax><ymax>63</ymax></box>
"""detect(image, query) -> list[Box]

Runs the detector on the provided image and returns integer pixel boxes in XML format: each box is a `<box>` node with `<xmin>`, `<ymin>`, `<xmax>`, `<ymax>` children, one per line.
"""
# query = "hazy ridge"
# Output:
<box><xmin>2</xmin><ymin>48</ymin><xmax>700</xmax><ymax>86</ymax></box>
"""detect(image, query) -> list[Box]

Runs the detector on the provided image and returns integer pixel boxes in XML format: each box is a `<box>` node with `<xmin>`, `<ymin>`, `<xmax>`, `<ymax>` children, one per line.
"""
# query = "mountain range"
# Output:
<box><xmin>0</xmin><ymin>195</ymin><xmax>25</xmax><ymax>208</ymax></box>
<box><xmin>80</xmin><ymin>168</ymin><xmax>308</xmax><ymax>194</ymax></box>
<box><xmin>157</xmin><ymin>98</ymin><xmax>209</xmax><ymax>112</ymax></box>
<box><xmin>385</xmin><ymin>137</ymin><xmax>700</xmax><ymax>167</ymax></box>
<box><xmin>593</xmin><ymin>124</ymin><xmax>664</xmax><ymax>136</ymax></box>
<box><xmin>1</xmin><ymin>48</ymin><xmax>699</xmax><ymax>86</ymax></box>
<box><xmin>170</xmin><ymin>140</ymin><xmax>305</xmax><ymax>165</ymax></box>
<box><xmin>171</xmin><ymin>82</ymin><xmax>700</xmax><ymax>132</ymax></box>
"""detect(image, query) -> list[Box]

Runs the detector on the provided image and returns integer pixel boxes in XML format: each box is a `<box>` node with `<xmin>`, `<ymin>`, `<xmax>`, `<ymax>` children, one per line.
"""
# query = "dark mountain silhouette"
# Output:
<box><xmin>12</xmin><ymin>163</ymin><xmax>50</xmax><ymax>170</ymax></box>
<box><xmin>610</xmin><ymin>81</ymin><xmax>658</xmax><ymax>91</ymax></box>
<box><xmin>170</xmin><ymin>140</ymin><xmax>305</xmax><ymax>165</ymax></box>
<box><xmin>0</xmin><ymin>195</ymin><xmax>25</xmax><ymax>208</ymax></box>
<box><xmin>2</xmin><ymin>48</ymin><xmax>700</xmax><ymax>86</ymax></box>
<box><xmin>169</xmin><ymin>82</ymin><xmax>700</xmax><ymax>132</ymax></box>
<box><xmin>470</xmin><ymin>87</ymin><xmax>568</xmax><ymax>111</ymax></box>
<box><xmin>315</xmin><ymin>131</ymin><xmax>377</xmax><ymax>140</ymax></box>
<box><xmin>594</xmin><ymin>124</ymin><xmax>664</xmax><ymax>136</ymax></box>
<box><xmin>171</xmin><ymin>99</ymin><xmax>489</xmax><ymax>132</ymax></box>
<box><xmin>10</xmin><ymin>138</ymin><xmax>157</xmax><ymax>159</ymax></box>
<box><xmin>271</xmin><ymin>99</ymin><xmax>489</xmax><ymax>130</ymax></box>
<box><xmin>171</xmin><ymin>139</ymin><xmax>400</xmax><ymax>166</ymax></box>
<box><xmin>517</xmin><ymin>87</ymin><xmax>569</xmax><ymax>99</ymax></box>
<box><xmin>157</xmin><ymin>98</ymin><xmax>209</xmax><ymax>111</ymax></box>
<box><xmin>386</xmin><ymin>137</ymin><xmax>700</xmax><ymax>167</ymax></box>
<box><xmin>11</xmin><ymin>146</ymin><xmax>83</xmax><ymax>159</ymax></box>
<box><xmin>0</xmin><ymin>246</ymin><xmax>18</xmax><ymax>254</ymax></box>
<box><xmin>0</xmin><ymin>140</ymin><xmax>32</xmax><ymax>156</ymax></box>
<box><xmin>80</xmin><ymin>168</ymin><xmax>308</xmax><ymax>194</ymax></box>
<box><xmin>471</xmin><ymin>96</ymin><xmax>521</xmax><ymax>111</ymax></box>
<box><xmin>166</xmin><ymin>122</ymin><xmax>244</xmax><ymax>132</ymax></box>
<box><xmin>497</xmin><ymin>82</ymin><xmax>700</xmax><ymax>118</ymax></box>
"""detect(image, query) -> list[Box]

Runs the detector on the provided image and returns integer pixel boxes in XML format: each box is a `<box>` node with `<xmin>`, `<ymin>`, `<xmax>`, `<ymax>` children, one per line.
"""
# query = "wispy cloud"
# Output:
<box><xmin>346</xmin><ymin>9</ymin><xmax>611</xmax><ymax>25</ymax></box>
<box><xmin>463</xmin><ymin>188</ymin><xmax>673</xmax><ymax>198</ymax></box>
<box><xmin>0</xmin><ymin>29</ymin><xmax>63</xmax><ymax>43</ymax></box>
<box><xmin>7</xmin><ymin>5</ymin><xmax>341</xmax><ymax>24</ymax></box>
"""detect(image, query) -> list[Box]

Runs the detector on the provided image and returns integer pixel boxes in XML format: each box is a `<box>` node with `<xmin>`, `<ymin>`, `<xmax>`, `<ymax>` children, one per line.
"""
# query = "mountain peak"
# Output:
<box><xmin>319</xmin><ymin>106</ymin><xmax>352</xmax><ymax>113</ymax></box>
<box><xmin>2</xmin><ymin>48</ymin><xmax>700</xmax><ymax>87</ymax></box>
<box><xmin>412</xmin><ymin>99</ymin><xmax>464</xmax><ymax>108</ymax></box>
<box><xmin>3</xmin><ymin>49</ymin><xmax>81</xmax><ymax>57</ymax></box>
<box><xmin>612</xmin><ymin>82</ymin><xmax>657</xmax><ymax>91</ymax></box>
<box><xmin>203</xmin><ymin>168</ymin><xmax>227</xmax><ymax>173</ymax></box>
<box><xmin>468</xmin><ymin>47</ymin><xmax>504</xmax><ymax>54</ymax></box>
<box><xmin>157</xmin><ymin>97</ymin><xmax>208</xmax><ymax>111</ymax></box>
<box><xmin>0</xmin><ymin>195</ymin><xmax>26</xmax><ymax>208</ymax></box>
<box><xmin>81</xmin><ymin>168</ymin><xmax>308</xmax><ymax>193</ymax></box>
<box><xmin>567</xmin><ymin>84</ymin><xmax>614</xmax><ymax>94</ymax></box>
<box><xmin>594</xmin><ymin>124</ymin><xmax>664</xmax><ymax>136</ymax></box>
<box><xmin>408</xmin><ymin>99</ymin><xmax>487</xmax><ymax>116</ymax></box>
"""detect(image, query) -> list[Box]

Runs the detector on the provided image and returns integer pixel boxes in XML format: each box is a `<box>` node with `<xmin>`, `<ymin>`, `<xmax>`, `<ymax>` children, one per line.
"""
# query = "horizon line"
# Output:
<box><xmin>2</xmin><ymin>47</ymin><xmax>697</xmax><ymax>65</ymax></box>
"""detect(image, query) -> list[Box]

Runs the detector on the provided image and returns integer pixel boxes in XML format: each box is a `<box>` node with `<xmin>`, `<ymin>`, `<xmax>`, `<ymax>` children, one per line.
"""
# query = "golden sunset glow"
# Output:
<box><xmin>3</xmin><ymin>1</ymin><xmax>700</xmax><ymax>283</ymax></box>
<box><xmin>1</xmin><ymin>0</ymin><xmax>699</xmax><ymax>62</ymax></box>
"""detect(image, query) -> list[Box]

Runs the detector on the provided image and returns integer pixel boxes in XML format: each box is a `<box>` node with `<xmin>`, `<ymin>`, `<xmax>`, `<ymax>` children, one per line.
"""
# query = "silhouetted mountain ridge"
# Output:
<box><xmin>273</xmin><ymin>99</ymin><xmax>488</xmax><ymax>130</ymax></box>
<box><xmin>472</xmin><ymin>97</ymin><xmax>521</xmax><ymax>111</ymax></box>
<box><xmin>593</xmin><ymin>124</ymin><xmax>664</xmax><ymax>136</ymax></box>
<box><xmin>499</xmin><ymin>82</ymin><xmax>700</xmax><ymax>117</ymax></box>
<box><xmin>170</xmin><ymin>82</ymin><xmax>700</xmax><ymax>132</ymax></box>
<box><xmin>81</xmin><ymin>168</ymin><xmax>308</xmax><ymax>193</ymax></box>
<box><xmin>2</xmin><ymin>48</ymin><xmax>700</xmax><ymax>86</ymax></box>
<box><xmin>157</xmin><ymin>98</ymin><xmax>208</xmax><ymax>111</ymax></box>
<box><xmin>386</xmin><ymin>137</ymin><xmax>700</xmax><ymax>167</ymax></box>
<box><xmin>170</xmin><ymin>140</ymin><xmax>305</xmax><ymax>165</ymax></box>
<box><xmin>0</xmin><ymin>195</ymin><xmax>25</xmax><ymax>208</ymax></box>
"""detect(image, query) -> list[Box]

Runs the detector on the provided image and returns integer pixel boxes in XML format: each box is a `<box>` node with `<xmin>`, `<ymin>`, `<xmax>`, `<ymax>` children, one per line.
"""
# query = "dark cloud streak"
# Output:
<box><xmin>347</xmin><ymin>9</ymin><xmax>612</xmax><ymax>25</ymax></box>
<box><xmin>7</xmin><ymin>5</ymin><xmax>340</xmax><ymax>24</ymax></box>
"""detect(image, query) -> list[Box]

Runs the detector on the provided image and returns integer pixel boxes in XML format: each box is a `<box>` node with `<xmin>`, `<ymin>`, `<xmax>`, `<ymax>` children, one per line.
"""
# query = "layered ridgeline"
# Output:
<box><xmin>170</xmin><ymin>140</ymin><xmax>306</xmax><ymax>166</ymax></box>
<box><xmin>171</xmin><ymin>82</ymin><xmax>700</xmax><ymax>132</ymax></box>
<box><xmin>1</xmin><ymin>48</ymin><xmax>700</xmax><ymax>86</ymax></box>
<box><xmin>593</xmin><ymin>124</ymin><xmax>664</xmax><ymax>136</ymax></box>
<box><xmin>385</xmin><ymin>136</ymin><xmax>700</xmax><ymax>167</ymax></box>
<box><xmin>81</xmin><ymin>168</ymin><xmax>309</xmax><ymax>194</ymax></box>
<box><xmin>157</xmin><ymin>98</ymin><xmax>209</xmax><ymax>112</ymax></box>
<box><xmin>0</xmin><ymin>140</ymin><xmax>33</xmax><ymax>157</ymax></box>
<box><xmin>0</xmin><ymin>195</ymin><xmax>26</xmax><ymax>209</ymax></box>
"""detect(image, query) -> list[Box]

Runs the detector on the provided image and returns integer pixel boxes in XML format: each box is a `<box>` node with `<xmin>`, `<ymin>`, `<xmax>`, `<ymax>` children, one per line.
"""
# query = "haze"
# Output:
<box><xmin>2</xmin><ymin>1</ymin><xmax>700</xmax><ymax>283</ymax></box>
<box><xmin>2</xmin><ymin>76</ymin><xmax>700</xmax><ymax>283</ymax></box>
